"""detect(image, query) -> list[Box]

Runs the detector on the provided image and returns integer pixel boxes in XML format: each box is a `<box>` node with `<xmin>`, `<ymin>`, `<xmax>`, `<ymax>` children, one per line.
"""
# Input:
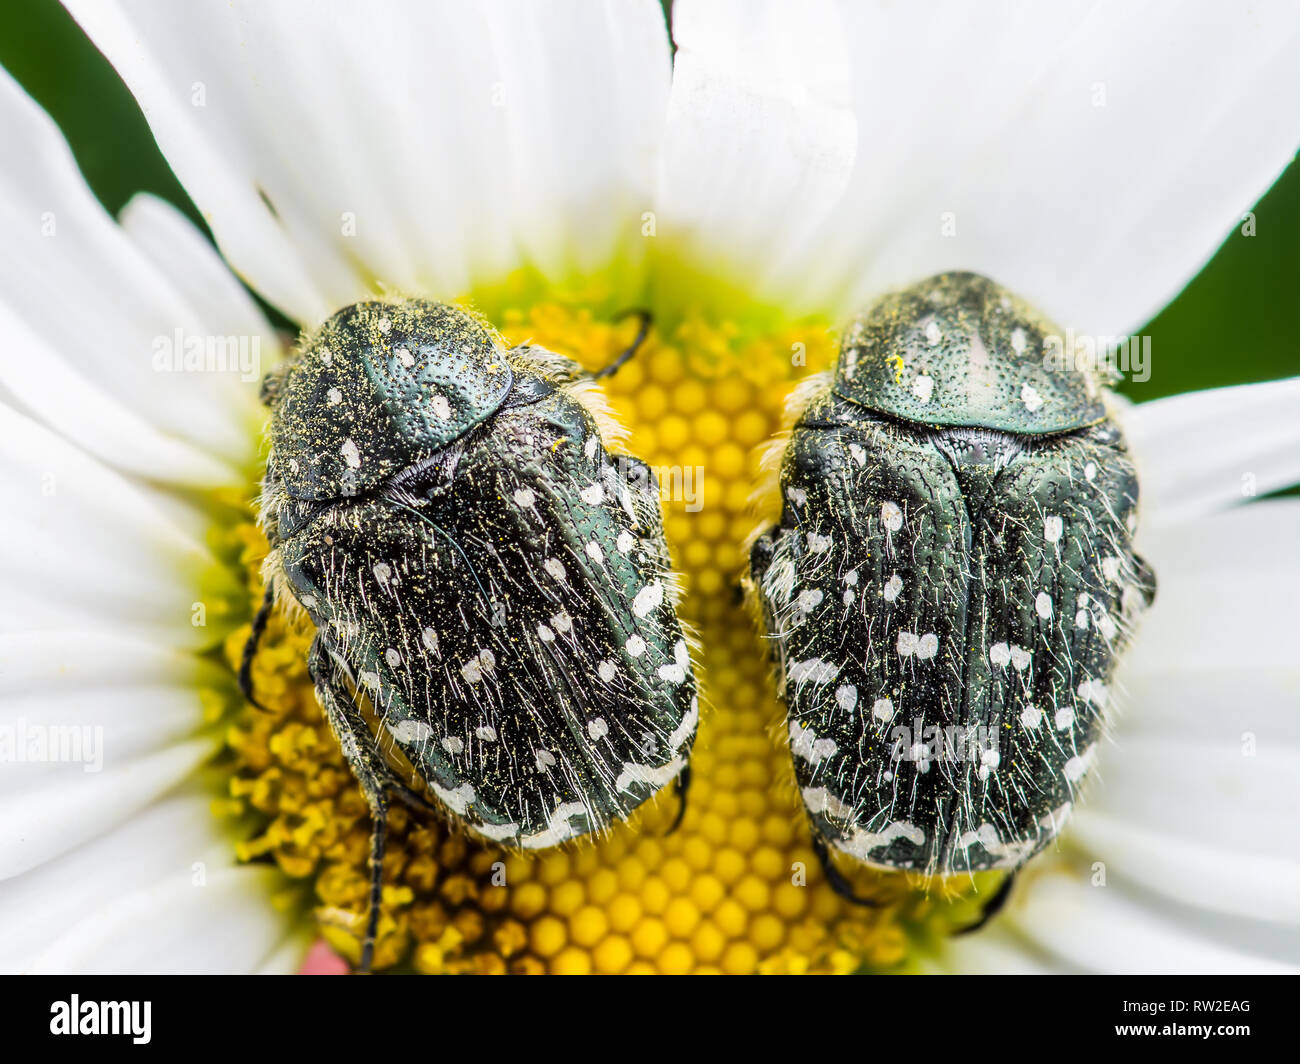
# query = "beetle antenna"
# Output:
<box><xmin>239</xmin><ymin>583</ymin><xmax>276</xmax><ymax>711</ymax></box>
<box><xmin>592</xmin><ymin>308</ymin><xmax>652</xmax><ymax>380</ymax></box>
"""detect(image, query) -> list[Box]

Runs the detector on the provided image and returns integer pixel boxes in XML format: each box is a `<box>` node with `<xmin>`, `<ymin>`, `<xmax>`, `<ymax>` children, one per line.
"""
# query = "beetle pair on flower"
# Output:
<box><xmin>244</xmin><ymin>272</ymin><xmax>1154</xmax><ymax>969</ymax></box>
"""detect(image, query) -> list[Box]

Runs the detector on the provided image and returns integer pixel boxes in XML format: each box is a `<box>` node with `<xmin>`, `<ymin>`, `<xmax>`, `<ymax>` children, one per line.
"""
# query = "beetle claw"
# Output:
<box><xmin>666</xmin><ymin>764</ymin><xmax>692</xmax><ymax>835</ymax></box>
<box><xmin>812</xmin><ymin>836</ymin><xmax>881</xmax><ymax>908</ymax></box>
<box><xmin>953</xmin><ymin>871</ymin><xmax>1017</xmax><ymax>935</ymax></box>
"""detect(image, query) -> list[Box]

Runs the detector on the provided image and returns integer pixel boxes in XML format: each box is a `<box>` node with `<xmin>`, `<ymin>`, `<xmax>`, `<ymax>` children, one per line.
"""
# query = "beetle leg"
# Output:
<box><xmin>812</xmin><ymin>835</ymin><xmax>881</xmax><ymax>908</ymax></box>
<box><xmin>666</xmin><ymin>763</ymin><xmax>692</xmax><ymax>835</ymax></box>
<box><xmin>237</xmin><ymin>583</ymin><xmax>276</xmax><ymax>711</ymax></box>
<box><xmin>307</xmin><ymin>635</ymin><xmax>431</xmax><ymax>972</ymax></box>
<box><xmin>953</xmin><ymin>871</ymin><xmax>1017</xmax><ymax>936</ymax></box>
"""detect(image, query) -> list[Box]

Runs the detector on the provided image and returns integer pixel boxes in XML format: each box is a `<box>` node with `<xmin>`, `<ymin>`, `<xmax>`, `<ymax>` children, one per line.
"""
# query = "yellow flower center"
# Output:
<box><xmin>215</xmin><ymin>300</ymin><xmax>994</xmax><ymax>973</ymax></box>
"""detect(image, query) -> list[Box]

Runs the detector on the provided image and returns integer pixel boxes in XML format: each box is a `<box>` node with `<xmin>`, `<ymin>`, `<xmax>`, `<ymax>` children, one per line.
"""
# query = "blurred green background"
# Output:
<box><xmin>2</xmin><ymin>0</ymin><xmax>1296</xmax><ymax>401</ymax></box>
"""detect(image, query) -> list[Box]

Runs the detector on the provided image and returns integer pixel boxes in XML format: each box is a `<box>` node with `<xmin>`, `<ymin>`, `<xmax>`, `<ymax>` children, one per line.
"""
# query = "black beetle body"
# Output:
<box><xmin>251</xmin><ymin>300</ymin><xmax>697</xmax><ymax>965</ymax></box>
<box><xmin>751</xmin><ymin>273</ymin><xmax>1154</xmax><ymax>882</ymax></box>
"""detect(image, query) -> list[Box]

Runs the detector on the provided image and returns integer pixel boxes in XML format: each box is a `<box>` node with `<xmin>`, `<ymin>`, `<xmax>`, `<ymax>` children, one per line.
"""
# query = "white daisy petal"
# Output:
<box><xmin>667</xmin><ymin>1</ymin><xmax>1300</xmax><ymax>336</ymax></box>
<box><xmin>0</xmin><ymin>730</ymin><xmax>217</xmax><ymax>881</ymax></box>
<box><xmin>1125</xmin><ymin>378</ymin><xmax>1300</xmax><ymax>526</ymax></box>
<box><xmin>26</xmin><ymin>860</ymin><xmax>287</xmax><ymax>974</ymax></box>
<box><xmin>0</xmin><ymin>70</ymin><xmax>270</xmax><ymax>487</ymax></box>
<box><xmin>1126</xmin><ymin>503</ymin><xmax>1300</xmax><ymax>674</ymax></box>
<box><xmin>1070</xmin><ymin>810</ymin><xmax>1300</xmax><ymax>926</ymax></box>
<box><xmin>1004</xmin><ymin>870</ymin><xmax>1298</xmax><ymax>974</ymax></box>
<box><xmin>825</xmin><ymin>0</ymin><xmax>1300</xmax><ymax>336</ymax></box>
<box><xmin>931</xmin><ymin>927</ymin><xmax>1058</xmax><ymax>975</ymax></box>
<box><xmin>657</xmin><ymin>0</ymin><xmax>855</xmax><ymax>297</ymax></box>
<box><xmin>67</xmin><ymin>0</ymin><xmax>672</xmax><ymax>322</ymax></box>
<box><xmin>0</xmin><ymin>791</ymin><xmax>295</xmax><ymax>973</ymax></box>
<box><xmin>0</xmin><ymin>404</ymin><xmax>237</xmax><ymax>645</ymax></box>
<box><xmin>253</xmin><ymin>929</ymin><xmax>317</xmax><ymax>975</ymax></box>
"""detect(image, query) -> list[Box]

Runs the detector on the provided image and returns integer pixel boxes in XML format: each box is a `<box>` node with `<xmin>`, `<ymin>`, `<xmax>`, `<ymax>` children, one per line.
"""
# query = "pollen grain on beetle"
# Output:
<box><xmin>216</xmin><ymin>301</ymin><xmax>988</xmax><ymax>974</ymax></box>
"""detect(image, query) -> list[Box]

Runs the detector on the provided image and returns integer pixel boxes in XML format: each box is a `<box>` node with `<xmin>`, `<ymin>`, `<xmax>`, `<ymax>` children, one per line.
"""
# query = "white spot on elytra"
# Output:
<box><xmin>1063</xmin><ymin>746</ymin><xmax>1096</xmax><ymax>783</ymax></box>
<box><xmin>1035</xmin><ymin>592</ymin><xmax>1053</xmax><ymax>618</ymax></box>
<box><xmin>1010</xmin><ymin>328</ymin><xmax>1027</xmax><ymax>354</ymax></box>
<box><xmin>460</xmin><ymin>649</ymin><xmax>495</xmax><ymax>683</ymax></box>
<box><xmin>658</xmin><ymin>640</ymin><xmax>689</xmax><ymax>684</ymax></box>
<box><xmin>327</xmin><ymin>387</ymin><xmax>343</xmax><ymax>405</ymax></box>
<box><xmin>550</xmin><ymin>611</ymin><xmax>572</xmax><ymax>634</ymax></box>
<box><xmin>616</xmin><ymin>530</ymin><xmax>635</xmax><ymax>554</ymax></box>
<box><xmin>924</xmin><ymin>320</ymin><xmax>942</xmax><ymax>345</ymax></box>
<box><xmin>1009</xmin><ymin>645</ymin><xmax>1031</xmax><ymax>671</ymax></box>
<box><xmin>989</xmin><ymin>642</ymin><xmax>1011</xmax><ymax>667</ymax></box>
<box><xmin>373</xmin><ymin>561</ymin><xmax>393</xmax><ymax>586</ymax></box>
<box><xmin>1102</xmin><ymin>556</ymin><xmax>1122</xmax><ymax>582</ymax></box>
<box><xmin>580</xmin><ymin>483</ymin><xmax>605</xmax><ymax>505</ymax></box>
<box><xmin>848</xmin><ymin>443</ymin><xmax>867</xmax><ymax>466</ymax></box>
<box><xmin>787</xmin><ymin>487</ymin><xmax>807</xmax><ymax>506</ymax></box>
<box><xmin>806</xmin><ymin>532</ymin><xmax>832</xmax><ymax>553</ymax></box>
<box><xmin>340</xmin><ymin>438</ymin><xmax>361</xmax><ymax>469</ymax></box>
<box><xmin>881</xmin><ymin>501</ymin><xmax>903</xmax><ymax>532</ymax></box>
<box><xmin>789</xmin><ymin>721</ymin><xmax>837</xmax><ymax>765</ymax></box>
<box><xmin>586</xmin><ymin>540</ymin><xmax>604</xmax><ymax>564</ymax></box>
<box><xmin>421</xmin><ymin>627</ymin><xmax>440</xmax><ymax>655</ymax></box>
<box><xmin>544</xmin><ymin>557</ymin><xmax>566</xmax><ymax>582</ymax></box>
<box><xmin>1021</xmin><ymin>383</ymin><xmax>1044</xmax><ymax>412</ymax></box>
<box><xmin>912</xmin><ymin>374</ymin><xmax>935</xmax><ymax>403</ymax></box>
<box><xmin>1075</xmin><ymin>609</ymin><xmax>1090</xmax><ymax>629</ymax></box>
<box><xmin>836</xmin><ymin>684</ymin><xmax>858</xmax><ymax>712</ymax></box>
<box><xmin>1044</xmin><ymin>515</ymin><xmax>1064</xmax><ymax>543</ymax></box>
<box><xmin>475</xmin><ymin>725</ymin><xmax>497</xmax><ymax>742</ymax></box>
<box><xmin>788</xmin><ymin>658</ymin><xmax>838</xmax><ymax>685</ymax></box>
<box><xmin>513</xmin><ymin>487</ymin><xmax>536</xmax><ymax>507</ymax></box>
<box><xmin>385</xmin><ymin>647</ymin><xmax>401</xmax><ymax>667</ymax></box>
<box><xmin>625</xmin><ymin>634</ymin><xmax>647</xmax><ymax>657</ymax></box>
<box><xmin>632</xmin><ymin>581</ymin><xmax>664</xmax><ymax>618</ymax></box>
<box><xmin>797</xmin><ymin>589</ymin><xmax>823</xmax><ymax>613</ymax></box>
<box><xmin>1055</xmin><ymin>707</ymin><xmax>1075</xmax><ymax>731</ymax></box>
<box><xmin>597</xmin><ymin>660</ymin><xmax>617</xmax><ymax>683</ymax></box>
<box><xmin>1084</xmin><ymin>461</ymin><xmax>1098</xmax><ymax>482</ymax></box>
<box><xmin>1077</xmin><ymin>679</ymin><xmax>1108</xmax><ymax>707</ymax></box>
<box><xmin>898</xmin><ymin>632</ymin><xmax>937</xmax><ymax>659</ymax></box>
<box><xmin>387</xmin><ymin>719</ymin><xmax>432</xmax><ymax>744</ymax></box>
<box><xmin>587</xmin><ymin>718</ymin><xmax>609</xmax><ymax>741</ymax></box>
<box><xmin>536</xmin><ymin>624</ymin><xmax>555</xmax><ymax>643</ymax></box>
<box><xmin>430</xmin><ymin>395</ymin><xmax>452</xmax><ymax>420</ymax></box>
<box><xmin>535</xmin><ymin>749</ymin><xmax>557</xmax><ymax>773</ymax></box>
<box><xmin>441</xmin><ymin>735</ymin><xmax>464</xmax><ymax>755</ymax></box>
<box><xmin>394</xmin><ymin>346</ymin><xmax>414</xmax><ymax>367</ymax></box>
<box><xmin>1021</xmin><ymin>704</ymin><xmax>1042</xmax><ymax>729</ymax></box>
<box><xmin>872</xmin><ymin>698</ymin><xmax>895</xmax><ymax>723</ymax></box>
<box><xmin>377</xmin><ymin>317</ymin><xmax>392</xmax><ymax>334</ymax></box>
<box><xmin>883</xmin><ymin>574</ymin><xmax>903</xmax><ymax>602</ymax></box>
